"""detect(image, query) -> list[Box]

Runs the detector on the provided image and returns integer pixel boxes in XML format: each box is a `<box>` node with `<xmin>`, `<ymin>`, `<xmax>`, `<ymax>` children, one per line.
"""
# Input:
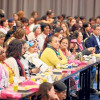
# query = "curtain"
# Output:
<box><xmin>0</xmin><ymin>0</ymin><xmax>100</xmax><ymax>21</ymax></box>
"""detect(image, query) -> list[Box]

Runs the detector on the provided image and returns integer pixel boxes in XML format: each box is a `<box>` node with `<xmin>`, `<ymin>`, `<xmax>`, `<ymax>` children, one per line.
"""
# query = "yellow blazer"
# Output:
<box><xmin>40</xmin><ymin>47</ymin><xmax>67</xmax><ymax>68</ymax></box>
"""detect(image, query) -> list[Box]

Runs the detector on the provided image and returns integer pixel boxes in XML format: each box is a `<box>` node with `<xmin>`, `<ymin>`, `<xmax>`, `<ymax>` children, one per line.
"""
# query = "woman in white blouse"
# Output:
<box><xmin>23</xmin><ymin>40</ymin><xmax>49</xmax><ymax>72</ymax></box>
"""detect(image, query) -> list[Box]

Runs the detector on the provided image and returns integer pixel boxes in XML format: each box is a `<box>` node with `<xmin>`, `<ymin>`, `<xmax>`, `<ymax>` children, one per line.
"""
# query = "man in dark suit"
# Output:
<box><xmin>85</xmin><ymin>24</ymin><xmax>100</xmax><ymax>54</ymax></box>
<box><xmin>85</xmin><ymin>24</ymin><xmax>100</xmax><ymax>94</ymax></box>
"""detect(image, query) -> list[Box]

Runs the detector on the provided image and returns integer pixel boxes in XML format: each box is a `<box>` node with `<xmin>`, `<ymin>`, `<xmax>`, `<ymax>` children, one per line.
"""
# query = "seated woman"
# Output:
<box><xmin>60</xmin><ymin>37</ymin><xmax>81</xmax><ymax>60</ymax></box>
<box><xmin>33</xmin><ymin>82</ymin><xmax>59</xmax><ymax>100</ymax></box>
<box><xmin>53</xmin><ymin>32</ymin><xmax>63</xmax><ymax>42</ymax></box>
<box><xmin>53</xmin><ymin>81</ymin><xmax>67</xmax><ymax>100</ymax></box>
<box><xmin>5</xmin><ymin>39</ymin><xmax>27</xmax><ymax>80</ymax></box>
<box><xmin>0</xmin><ymin>46</ymin><xmax>8</xmax><ymax>89</ymax></box>
<box><xmin>40</xmin><ymin>35</ymin><xmax>67</xmax><ymax>69</ymax></box>
<box><xmin>5</xmin><ymin>39</ymin><xmax>41</xmax><ymax>79</ymax></box>
<box><xmin>59</xmin><ymin>38</ymin><xmax>80</xmax><ymax>97</ymax></box>
<box><xmin>68</xmin><ymin>39</ymin><xmax>78</xmax><ymax>57</ymax></box>
<box><xmin>20</xmin><ymin>39</ymin><xmax>40</xmax><ymax>75</ymax></box>
<box><xmin>73</xmin><ymin>30</ymin><xmax>95</xmax><ymax>55</ymax></box>
<box><xmin>4</xmin><ymin>28</ymin><xmax>27</xmax><ymax>47</ymax></box>
<box><xmin>27</xmin><ymin>24</ymin><xmax>41</xmax><ymax>41</ymax></box>
<box><xmin>73</xmin><ymin>30</ymin><xmax>97</xmax><ymax>93</ymax></box>
<box><xmin>0</xmin><ymin>46</ymin><xmax>14</xmax><ymax>84</ymax></box>
<box><xmin>60</xmin><ymin>38</ymin><xmax>71</xmax><ymax>58</ymax></box>
<box><xmin>0</xmin><ymin>47</ymin><xmax>8</xmax><ymax>89</ymax></box>
<box><xmin>0</xmin><ymin>18</ymin><xmax>9</xmax><ymax>34</ymax></box>
<box><xmin>23</xmin><ymin>40</ymin><xmax>49</xmax><ymax>73</ymax></box>
<box><xmin>60</xmin><ymin>22</ymin><xmax>70</xmax><ymax>38</ymax></box>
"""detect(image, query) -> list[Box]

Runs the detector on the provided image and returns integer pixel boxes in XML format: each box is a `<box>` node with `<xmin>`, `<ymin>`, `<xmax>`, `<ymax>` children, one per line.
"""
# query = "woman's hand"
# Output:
<box><xmin>31</xmin><ymin>68</ymin><xmax>40</xmax><ymax>74</ymax></box>
<box><xmin>65</xmin><ymin>49</ymin><xmax>70</xmax><ymax>57</ymax></box>
<box><xmin>58</xmin><ymin>56</ymin><xmax>62</xmax><ymax>60</ymax></box>
<box><xmin>88</xmin><ymin>47</ymin><xmax>95</xmax><ymax>54</ymax></box>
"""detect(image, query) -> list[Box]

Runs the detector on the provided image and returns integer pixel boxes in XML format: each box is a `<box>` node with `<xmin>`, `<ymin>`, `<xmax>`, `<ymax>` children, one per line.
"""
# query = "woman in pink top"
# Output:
<box><xmin>60</xmin><ymin>38</ymin><xmax>80</xmax><ymax>97</ymax></box>
<box><xmin>60</xmin><ymin>38</ymin><xmax>70</xmax><ymax>57</ymax></box>
<box><xmin>73</xmin><ymin>30</ymin><xmax>95</xmax><ymax>55</ymax></box>
<box><xmin>60</xmin><ymin>38</ymin><xmax>77</xmax><ymax>60</ymax></box>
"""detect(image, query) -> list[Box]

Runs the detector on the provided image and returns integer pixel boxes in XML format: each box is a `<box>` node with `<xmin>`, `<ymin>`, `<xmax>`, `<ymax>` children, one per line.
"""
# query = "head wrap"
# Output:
<box><xmin>26</xmin><ymin>40</ymin><xmax>38</xmax><ymax>47</ymax></box>
<box><xmin>33</xmin><ymin>24</ymin><xmax>40</xmax><ymax>32</ymax></box>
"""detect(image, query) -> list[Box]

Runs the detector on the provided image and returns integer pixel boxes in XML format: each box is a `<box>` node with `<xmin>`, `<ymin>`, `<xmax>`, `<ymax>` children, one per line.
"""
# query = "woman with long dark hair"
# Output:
<box><xmin>5</xmin><ymin>39</ymin><xmax>27</xmax><ymax>80</ymax></box>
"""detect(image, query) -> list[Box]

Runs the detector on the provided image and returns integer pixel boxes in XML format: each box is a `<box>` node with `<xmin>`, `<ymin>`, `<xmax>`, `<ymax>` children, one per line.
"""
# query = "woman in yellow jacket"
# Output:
<box><xmin>40</xmin><ymin>36</ymin><xmax>67</xmax><ymax>68</ymax></box>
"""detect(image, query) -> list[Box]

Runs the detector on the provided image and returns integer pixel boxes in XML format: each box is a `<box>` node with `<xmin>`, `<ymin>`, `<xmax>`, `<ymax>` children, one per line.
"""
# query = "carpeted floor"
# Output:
<box><xmin>90</xmin><ymin>80</ymin><xmax>100</xmax><ymax>100</ymax></box>
<box><xmin>70</xmin><ymin>80</ymin><xmax>100</xmax><ymax>100</ymax></box>
<box><xmin>90</xmin><ymin>94</ymin><xmax>100</xmax><ymax>100</ymax></box>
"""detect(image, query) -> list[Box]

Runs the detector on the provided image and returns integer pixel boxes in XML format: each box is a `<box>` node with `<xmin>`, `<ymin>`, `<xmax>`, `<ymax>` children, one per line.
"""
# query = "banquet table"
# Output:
<box><xmin>0</xmin><ymin>55</ymin><xmax>100</xmax><ymax>100</ymax></box>
<box><xmin>60</xmin><ymin>57</ymin><xmax>100</xmax><ymax>100</ymax></box>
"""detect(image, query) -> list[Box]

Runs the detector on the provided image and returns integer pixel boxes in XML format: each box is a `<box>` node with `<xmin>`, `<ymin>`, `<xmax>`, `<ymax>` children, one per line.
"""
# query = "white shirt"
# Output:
<box><xmin>4</xmin><ymin>57</ymin><xmax>20</xmax><ymax>79</ymax></box>
<box><xmin>24</xmin><ymin>51</ymin><xmax>49</xmax><ymax>72</ymax></box>
<box><xmin>0</xmin><ymin>27</ymin><xmax>9</xmax><ymax>34</ymax></box>
<box><xmin>27</xmin><ymin>32</ymin><xmax>35</xmax><ymax>41</ymax></box>
<box><xmin>37</xmin><ymin>32</ymin><xmax>47</xmax><ymax>50</ymax></box>
<box><xmin>93</xmin><ymin>34</ymin><xmax>100</xmax><ymax>49</ymax></box>
<box><xmin>20</xmin><ymin>57</ymin><xmax>30</xmax><ymax>77</ymax></box>
<box><xmin>29</xmin><ymin>24</ymin><xmax>35</xmax><ymax>32</ymax></box>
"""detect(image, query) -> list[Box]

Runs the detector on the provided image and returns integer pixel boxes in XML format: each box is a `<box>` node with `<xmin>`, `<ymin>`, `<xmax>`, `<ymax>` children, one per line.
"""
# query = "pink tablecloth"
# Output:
<box><xmin>0</xmin><ymin>80</ymin><xmax>39</xmax><ymax>99</ymax></box>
